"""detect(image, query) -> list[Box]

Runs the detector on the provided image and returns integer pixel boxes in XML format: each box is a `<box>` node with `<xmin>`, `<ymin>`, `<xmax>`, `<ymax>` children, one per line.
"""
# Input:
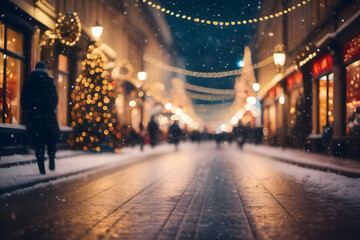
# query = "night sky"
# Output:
<box><xmin>156</xmin><ymin>0</ymin><xmax>261</xmax><ymax>105</ymax></box>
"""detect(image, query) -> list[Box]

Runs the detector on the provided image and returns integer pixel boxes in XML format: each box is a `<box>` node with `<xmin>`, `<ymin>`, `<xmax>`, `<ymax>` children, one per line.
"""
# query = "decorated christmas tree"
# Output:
<box><xmin>68</xmin><ymin>45</ymin><xmax>120</xmax><ymax>152</ymax></box>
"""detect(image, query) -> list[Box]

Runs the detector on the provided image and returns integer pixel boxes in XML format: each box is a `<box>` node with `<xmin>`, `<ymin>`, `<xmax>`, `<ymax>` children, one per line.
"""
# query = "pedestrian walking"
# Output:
<box><xmin>147</xmin><ymin>115</ymin><xmax>159</xmax><ymax>148</ymax></box>
<box><xmin>139</xmin><ymin>123</ymin><xmax>146</xmax><ymax>151</ymax></box>
<box><xmin>168</xmin><ymin>121</ymin><xmax>181</xmax><ymax>151</ymax></box>
<box><xmin>20</xmin><ymin>61</ymin><xmax>60</xmax><ymax>174</ymax></box>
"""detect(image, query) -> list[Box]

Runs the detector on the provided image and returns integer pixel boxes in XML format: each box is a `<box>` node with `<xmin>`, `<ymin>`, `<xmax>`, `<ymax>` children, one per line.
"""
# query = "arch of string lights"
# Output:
<box><xmin>143</xmin><ymin>55</ymin><xmax>273</xmax><ymax>78</ymax></box>
<box><xmin>136</xmin><ymin>0</ymin><xmax>311</xmax><ymax>27</ymax></box>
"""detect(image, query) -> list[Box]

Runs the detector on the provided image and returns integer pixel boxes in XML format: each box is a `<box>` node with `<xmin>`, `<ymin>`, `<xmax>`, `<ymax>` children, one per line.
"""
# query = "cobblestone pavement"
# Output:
<box><xmin>1</xmin><ymin>144</ymin><xmax>359</xmax><ymax>240</ymax></box>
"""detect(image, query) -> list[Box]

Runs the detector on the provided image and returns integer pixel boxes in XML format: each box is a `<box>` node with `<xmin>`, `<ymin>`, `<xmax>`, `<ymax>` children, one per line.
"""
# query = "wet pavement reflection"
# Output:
<box><xmin>0</xmin><ymin>144</ymin><xmax>359</xmax><ymax>240</ymax></box>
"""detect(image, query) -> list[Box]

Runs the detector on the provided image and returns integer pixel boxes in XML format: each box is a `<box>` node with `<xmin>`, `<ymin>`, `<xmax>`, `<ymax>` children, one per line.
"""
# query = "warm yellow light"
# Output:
<box><xmin>129</xmin><ymin>100</ymin><xmax>136</xmax><ymax>107</ymax></box>
<box><xmin>273</xmin><ymin>52</ymin><xmax>286</xmax><ymax>67</ymax></box>
<box><xmin>175</xmin><ymin>108</ymin><xmax>182</xmax><ymax>115</ymax></box>
<box><xmin>137</xmin><ymin>71</ymin><xmax>147</xmax><ymax>81</ymax></box>
<box><xmin>165</xmin><ymin>102</ymin><xmax>173</xmax><ymax>110</ymax></box>
<box><xmin>279</xmin><ymin>96</ymin><xmax>285</xmax><ymax>104</ymax></box>
<box><xmin>91</xmin><ymin>21</ymin><xmax>103</xmax><ymax>39</ymax></box>
<box><xmin>247</xmin><ymin>96</ymin><xmax>257</xmax><ymax>105</ymax></box>
<box><xmin>231</xmin><ymin>117</ymin><xmax>239</xmax><ymax>125</ymax></box>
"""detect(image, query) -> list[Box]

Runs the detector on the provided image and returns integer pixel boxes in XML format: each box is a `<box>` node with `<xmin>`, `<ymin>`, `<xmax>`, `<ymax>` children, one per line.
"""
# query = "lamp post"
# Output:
<box><xmin>273</xmin><ymin>44</ymin><xmax>286</xmax><ymax>72</ymax></box>
<box><xmin>137</xmin><ymin>71</ymin><xmax>147</xmax><ymax>81</ymax></box>
<box><xmin>137</xmin><ymin>72</ymin><xmax>147</xmax><ymax>126</ymax></box>
<box><xmin>91</xmin><ymin>21</ymin><xmax>103</xmax><ymax>40</ymax></box>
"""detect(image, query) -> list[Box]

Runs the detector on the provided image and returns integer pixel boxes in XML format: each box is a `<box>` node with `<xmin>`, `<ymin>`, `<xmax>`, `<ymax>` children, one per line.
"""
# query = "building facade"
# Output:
<box><xmin>254</xmin><ymin>0</ymin><xmax>360</xmax><ymax>157</ymax></box>
<box><xmin>0</xmin><ymin>0</ymin><xmax>175</xmax><ymax>154</ymax></box>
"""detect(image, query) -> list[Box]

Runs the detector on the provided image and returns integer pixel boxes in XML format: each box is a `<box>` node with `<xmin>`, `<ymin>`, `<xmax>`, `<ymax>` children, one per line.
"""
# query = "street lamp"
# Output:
<box><xmin>247</xmin><ymin>96</ymin><xmax>257</xmax><ymax>105</ymax></box>
<box><xmin>129</xmin><ymin>100</ymin><xmax>136</xmax><ymax>107</ymax></box>
<box><xmin>273</xmin><ymin>44</ymin><xmax>286</xmax><ymax>72</ymax></box>
<box><xmin>279</xmin><ymin>96</ymin><xmax>285</xmax><ymax>104</ymax></box>
<box><xmin>91</xmin><ymin>21</ymin><xmax>103</xmax><ymax>39</ymax></box>
<box><xmin>252</xmin><ymin>83</ymin><xmax>260</xmax><ymax>92</ymax></box>
<box><xmin>137</xmin><ymin>71</ymin><xmax>147</xmax><ymax>81</ymax></box>
<box><xmin>165</xmin><ymin>102</ymin><xmax>173</xmax><ymax>111</ymax></box>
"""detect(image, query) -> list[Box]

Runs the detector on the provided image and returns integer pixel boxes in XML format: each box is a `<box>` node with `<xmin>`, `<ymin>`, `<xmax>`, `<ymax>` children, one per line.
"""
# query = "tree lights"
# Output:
<box><xmin>68</xmin><ymin>45</ymin><xmax>119</xmax><ymax>152</ymax></box>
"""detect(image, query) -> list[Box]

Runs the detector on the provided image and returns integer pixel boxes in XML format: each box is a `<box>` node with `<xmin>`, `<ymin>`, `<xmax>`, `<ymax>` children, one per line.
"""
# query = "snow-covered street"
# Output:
<box><xmin>1</xmin><ymin>142</ymin><xmax>359</xmax><ymax>239</ymax></box>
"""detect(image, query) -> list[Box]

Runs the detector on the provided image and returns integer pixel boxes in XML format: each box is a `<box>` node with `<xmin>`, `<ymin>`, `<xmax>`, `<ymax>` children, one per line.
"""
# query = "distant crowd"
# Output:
<box><xmin>119</xmin><ymin>117</ymin><xmax>263</xmax><ymax>151</ymax></box>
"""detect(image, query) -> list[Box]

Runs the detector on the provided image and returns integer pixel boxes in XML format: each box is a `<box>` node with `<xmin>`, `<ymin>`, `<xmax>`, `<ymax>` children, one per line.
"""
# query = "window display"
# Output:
<box><xmin>346</xmin><ymin>60</ymin><xmax>360</xmax><ymax>135</ymax></box>
<box><xmin>0</xmin><ymin>22</ymin><xmax>24</xmax><ymax>124</ymax></box>
<box><xmin>318</xmin><ymin>73</ymin><xmax>334</xmax><ymax>133</ymax></box>
<box><xmin>56</xmin><ymin>54</ymin><xmax>69</xmax><ymax>126</ymax></box>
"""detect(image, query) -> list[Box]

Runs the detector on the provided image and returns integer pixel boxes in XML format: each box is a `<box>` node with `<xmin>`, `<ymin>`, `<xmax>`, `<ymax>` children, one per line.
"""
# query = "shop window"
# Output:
<box><xmin>288</xmin><ymin>87</ymin><xmax>304</xmax><ymax>130</ymax></box>
<box><xmin>269</xmin><ymin>104</ymin><xmax>276</xmax><ymax>135</ymax></box>
<box><xmin>0</xmin><ymin>22</ymin><xmax>25</xmax><ymax>124</ymax></box>
<box><xmin>6</xmin><ymin>28</ymin><xmax>23</xmax><ymax>56</ymax></box>
<box><xmin>346</xmin><ymin>60</ymin><xmax>360</xmax><ymax>135</ymax></box>
<box><xmin>318</xmin><ymin>73</ymin><xmax>334</xmax><ymax>133</ymax></box>
<box><xmin>0</xmin><ymin>22</ymin><xmax>4</xmax><ymax>49</ymax></box>
<box><xmin>56</xmin><ymin>54</ymin><xmax>69</xmax><ymax>126</ymax></box>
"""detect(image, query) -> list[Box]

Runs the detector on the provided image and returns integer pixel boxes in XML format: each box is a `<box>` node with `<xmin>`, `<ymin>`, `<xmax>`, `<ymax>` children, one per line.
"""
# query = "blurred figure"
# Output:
<box><xmin>168</xmin><ymin>121</ymin><xmax>181</xmax><ymax>151</ymax></box>
<box><xmin>139</xmin><ymin>123</ymin><xmax>145</xmax><ymax>151</ymax></box>
<box><xmin>129</xmin><ymin>127</ymin><xmax>139</xmax><ymax>147</ymax></box>
<box><xmin>190</xmin><ymin>130</ymin><xmax>201</xmax><ymax>145</ymax></box>
<box><xmin>233</xmin><ymin>124</ymin><xmax>248</xmax><ymax>150</ymax></box>
<box><xmin>20</xmin><ymin>61</ymin><xmax>59</xmax><ymax>174</ymax></box>
<box><xmin>215</xmin><ymin>133</ymin><xmax>222</xmax><ymax>150</ymax></box>
<box><xmin>147</xmin><ymin>115</ymin><xmax>159</xmax><ymax>148</ymax></box>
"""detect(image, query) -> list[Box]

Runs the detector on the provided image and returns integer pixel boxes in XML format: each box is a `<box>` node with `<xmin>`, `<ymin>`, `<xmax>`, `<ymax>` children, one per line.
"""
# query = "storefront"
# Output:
<box><xmin>262</xmin><ymin>84</ymin><xmax>284</xmax><ymax>145</ymax></box>
<box><xmin>311</xmin><ymin>54</ymin><xmax>334</xmax><ymax>134</ymax></box>
<box><xmin>0</xmin><ymin>1</ymin><xmax>73</xmax><ymax>155</ymax></box>
<box><xmin>286</xmin><ymin>71</ymin><xmax>303</xmax><ymax>133</ymax></box>
<box><xmin>0</xmin><ymin>21</ymin><xmax>25</xmax><ymax>125</ymax></box>
<box><xmin>344</xmin><ymin>33</ymin><xmax>360</xmax><ymax>137</ymax></box>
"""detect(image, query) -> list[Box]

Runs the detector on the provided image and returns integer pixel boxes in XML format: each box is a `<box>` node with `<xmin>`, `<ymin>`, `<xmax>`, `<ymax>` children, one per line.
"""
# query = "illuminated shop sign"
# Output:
<box><xmin>312</xmin><ymin>54</ymin><xmax>332</xmax><ymax>76</ymax></box>
<box><xmin>287</xmin><ymin>71</ymin><xmax>303</xmax><ymax>90</ymax></box>
<box><xmin>344</xmin><ymin>33</ymin><xmax>360</xmax><ymax>62</ymax></box>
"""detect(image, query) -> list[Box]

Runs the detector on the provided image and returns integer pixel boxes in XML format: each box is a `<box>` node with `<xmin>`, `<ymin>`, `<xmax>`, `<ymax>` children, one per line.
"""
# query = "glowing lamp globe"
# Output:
<box><xmin>91</xmin><ymin>21</ymin><xmax>103</xmax><ymax>39</ymax></box>
<box><xmin>137</xmin><ymin>71</ymin><xmax>147</xmax><ymax>81</ymax></box>
<box><xmin>273</xmin><ymin>52</ymin><xmax>286</xmax><ymax>67</ymax></box>
<box><xmin>253</xmin><ymin>83</ymin><xmax>260</xmax><ymax>92</ymax></box>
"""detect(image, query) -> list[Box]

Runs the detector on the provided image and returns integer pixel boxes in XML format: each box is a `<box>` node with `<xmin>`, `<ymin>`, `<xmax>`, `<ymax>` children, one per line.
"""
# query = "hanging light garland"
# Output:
<box><xmin>185</xmin><ymin>83</ymin><xmax>235</xmax><ymax>95</ymax></box>
<box><xmin>55</xmin><ymin>11</ymin><xmax>82</xmax><ymax>46</ymax></box>
<box><xmin>143</xmin><ymin>55</ymin><xmax>273</xmax><ymax>78</ymax></box>
<box><xmin>187</xmin><ymin>92</ymin><xmax>235</xmax><ymax>101</ymax></box>
<box><xmin>136</xmin><ymin>0</ymin><xmax>311</xmax><ymax>27</ymax></box>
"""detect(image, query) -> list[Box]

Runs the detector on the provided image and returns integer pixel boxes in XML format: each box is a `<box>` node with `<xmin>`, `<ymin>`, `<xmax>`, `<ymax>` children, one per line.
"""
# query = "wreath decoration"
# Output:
<box><xmin>55</xmin><ymin>11</ymin><xmax>82</xmax><ymax>46</ymax></box>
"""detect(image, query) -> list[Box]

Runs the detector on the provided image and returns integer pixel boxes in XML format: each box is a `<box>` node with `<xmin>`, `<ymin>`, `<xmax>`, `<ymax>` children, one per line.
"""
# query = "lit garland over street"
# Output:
<box><xmin>143</xmin><ymin>55</ymin><xmax>273</xmax><ymax>78</ymax></box>
<box><xmin>185</xmin><ymin>83</ymin><xmax>235</xmax><ymax>95</ymax></box>
<box><xmin>137</xmin><ymin>0</ymin><xmax>311</xmax><ymax>27</ymax></box>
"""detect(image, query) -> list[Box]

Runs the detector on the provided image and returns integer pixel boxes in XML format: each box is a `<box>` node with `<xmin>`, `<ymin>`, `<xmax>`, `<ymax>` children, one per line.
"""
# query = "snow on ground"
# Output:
<box><xmin>244</xmin><ymin>144</ymin><xmax>360</xmax><ymax>174</ymax></box>
<box><xmin>272</xmin><ymin>159</ymin><xmax>360</xmax><ymax>204</ymax></box>
<box><xmin>0</xmin><ymin>143</ymin><xmax>197</xmax><ymax>196</ymax></box>
<box><xmin>228</xmin><ymin>145</ymin><xmax>360</xmax><ymax>204</ymax></box>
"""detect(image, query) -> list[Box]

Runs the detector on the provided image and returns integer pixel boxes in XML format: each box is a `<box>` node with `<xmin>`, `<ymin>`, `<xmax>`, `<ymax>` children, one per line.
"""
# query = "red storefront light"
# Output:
<box><xmin>287</xmin><ymin>71</ymin><xmax>303</xmax><ymax>90</ymax></box>
<box><xmin>312</xmin><ymin>54</ymin><xmax>333</xmax><ymax>76</ymax></box>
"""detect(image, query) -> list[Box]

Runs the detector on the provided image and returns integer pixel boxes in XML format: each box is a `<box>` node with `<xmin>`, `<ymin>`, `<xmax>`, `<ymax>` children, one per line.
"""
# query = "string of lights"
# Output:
<box><xmin>136</xmin><ymin>0</ymin><xmax>311</xmax><ymax>27</ymax></box>
<box><xmin>143</xmin><ymin>55</ymin><xmax>273</xmax><ymax>78</ymax></box>
<box><xmin>185</xmin><ymin>83</ymin><xmax>236</xmax><ymax>95</ymax></box>
<box><xmin>187</xmin><ymin>92</ymin><xmax>235</xmax><ymax>101</ymax></box>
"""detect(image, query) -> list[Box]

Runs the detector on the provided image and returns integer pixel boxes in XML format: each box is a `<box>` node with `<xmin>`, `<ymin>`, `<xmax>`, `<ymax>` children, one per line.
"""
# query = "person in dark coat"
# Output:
<box><xmin>20</xmin><ymin>61</ymin><xmax>60</xmax><ymax>174</ymax></box>
<box><xmin>147</xmin><ymin>115</ymin><xmax>159</xmax><ymax>148</ymax></box>
<box><xmin>168</xmin><ymin>121</ymin><xmax>181</xmax><ymax>151</ymax></box>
